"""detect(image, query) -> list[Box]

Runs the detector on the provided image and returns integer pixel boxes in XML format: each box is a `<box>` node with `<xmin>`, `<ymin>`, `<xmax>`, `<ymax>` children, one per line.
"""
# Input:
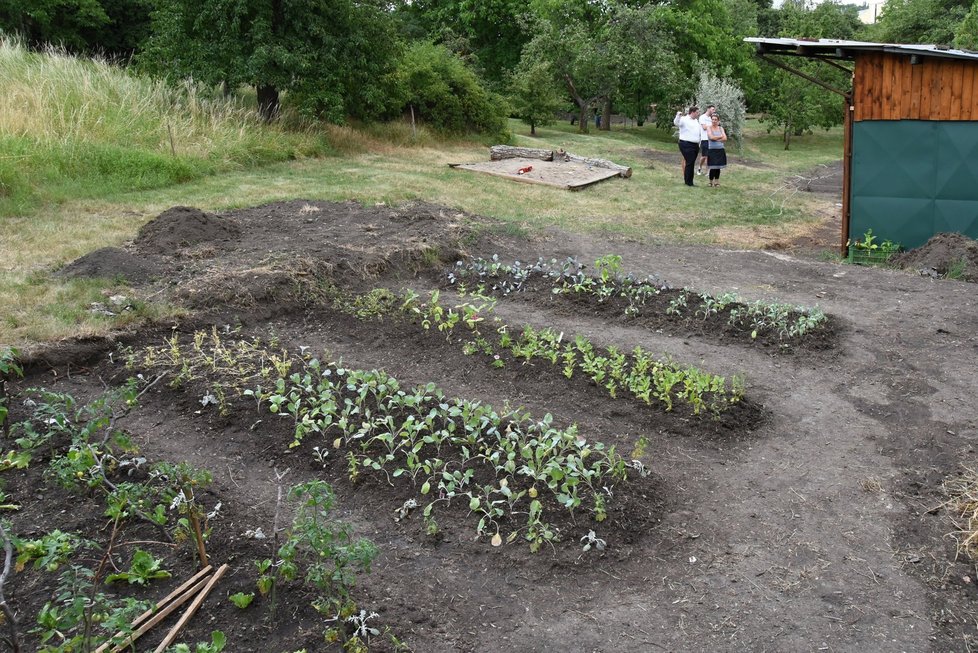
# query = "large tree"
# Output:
<box><xmin>140</xmin><ymin>0</ymin><xmax>402</xmax><ymax>122</ymax></box>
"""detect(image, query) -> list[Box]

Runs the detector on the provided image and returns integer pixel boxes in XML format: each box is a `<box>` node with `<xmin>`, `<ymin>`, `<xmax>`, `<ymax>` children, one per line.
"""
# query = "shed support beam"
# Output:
<box><xmin>757</xmin><ymin>53</ymin><xmax>851</xmax><ymax>98</ymax></box>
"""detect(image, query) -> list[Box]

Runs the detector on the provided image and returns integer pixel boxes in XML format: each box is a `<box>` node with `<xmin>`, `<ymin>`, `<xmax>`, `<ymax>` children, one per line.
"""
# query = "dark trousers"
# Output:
<box><xmin>679</xmin><ymin>141</ymin><xmax>699</xmax><ymax>186</ymax></box>
<box><xmin>709</xmin><ymin>169</ymin><xmax>720</xmax><ymax>181</ymax></box>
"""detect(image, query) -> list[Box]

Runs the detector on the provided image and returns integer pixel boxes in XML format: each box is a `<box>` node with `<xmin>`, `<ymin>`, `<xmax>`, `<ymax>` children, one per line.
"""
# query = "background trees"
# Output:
<box><xmin>139</xmin><ymin>0</ymin><xmax>402</xmax><ymax>122</ymax></box>
<box><xmin>7</xmin><ymin>0</ymin><xmax>978</xmax><ymax>141</ymax></box>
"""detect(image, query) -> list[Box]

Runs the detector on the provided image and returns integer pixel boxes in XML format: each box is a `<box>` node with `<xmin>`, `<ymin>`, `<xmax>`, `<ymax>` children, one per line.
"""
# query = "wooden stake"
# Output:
<box><xmin>152</xmin><ymin>563</ymin><xmax>229</xmax><ymax>653</ymax></box>
<box><xmin>184</xmin><ymin>488</ymin><xmax>209</xmax><ymax>568</ymax></box>
<box><xmin>95</xmin><ymin>574</ymin><xmax>211</xmax><ymax>653</ymax></box>
<box><xmin>130</xmin><ymin>565</ymin><xmax>213</xmax><ymax>631</ymax></box>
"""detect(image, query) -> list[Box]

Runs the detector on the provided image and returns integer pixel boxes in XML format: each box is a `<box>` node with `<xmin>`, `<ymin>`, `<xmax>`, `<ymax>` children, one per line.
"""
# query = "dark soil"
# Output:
<box><xmin>133</xmin><ymin>205</ymin><xmax>242</xmax><ymax>254</ymax></box>
<box><xmin>891</xmin><ymin>232</ymin><xmax>978</xmax><ymax>282</ymax></box>
<box><xmin>7</xmin><ymin>200</ymin><xmax>978</xmax><ymax>651</ymax></box>
<box><xmin>55</xmin><ymin>246</ymin><xmax>162</xmax><ymax>283</ymax></box>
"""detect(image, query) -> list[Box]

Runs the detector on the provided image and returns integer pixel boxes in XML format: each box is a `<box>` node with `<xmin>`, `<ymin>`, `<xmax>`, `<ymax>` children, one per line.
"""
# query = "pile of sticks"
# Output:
<box><xmin>94</xmin><ymin>563</ymin><xmax>228</xmax><ymax>653</ymax></box>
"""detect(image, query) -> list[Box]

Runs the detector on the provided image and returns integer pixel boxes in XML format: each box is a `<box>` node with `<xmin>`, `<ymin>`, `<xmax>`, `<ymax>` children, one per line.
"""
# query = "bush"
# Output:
<box><xmin>395</xmin><ymin>42</ymin><xmax>509</xmax><ymax>140</ymax></box>
<box><xmin>694</xmin><ymin>70</ymin><xmax>747</xmax><ymax>148</ymax></box>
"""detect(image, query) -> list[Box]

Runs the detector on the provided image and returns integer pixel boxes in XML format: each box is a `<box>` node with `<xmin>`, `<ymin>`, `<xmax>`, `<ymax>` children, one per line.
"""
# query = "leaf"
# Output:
<box><xmin>469</xmin><ymin>497</ymin><xmax>480</xmax><ymax>511</ymax></box>
<box><xmin>491</xmin><ymin>532</ymin><xmax>502</xmax><ymax>547</ymax></box>
<box><xmin>420</xmin><ymin>481</ymin><xmax>431</xmax><ymax>495</ymax></box>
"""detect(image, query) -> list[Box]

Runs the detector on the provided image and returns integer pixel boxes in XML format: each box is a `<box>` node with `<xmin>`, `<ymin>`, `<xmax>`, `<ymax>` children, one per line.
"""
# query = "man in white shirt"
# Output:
<box><xmin>698</xmin><ymin>105</ymin><xmax>716</xmax><ymax>175</ymax></box>
<box><xmin>674</xmin><ymin>106</ymin><xmax>701</xmax><ymax>187</ymax></box>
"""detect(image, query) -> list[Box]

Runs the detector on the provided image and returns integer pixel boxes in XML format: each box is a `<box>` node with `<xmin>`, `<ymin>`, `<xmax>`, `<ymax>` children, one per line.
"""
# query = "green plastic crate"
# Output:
<box><xmin>847</xmin><ymin>246</ymin><xmax>895</xmax><ymax>266</ymax></box>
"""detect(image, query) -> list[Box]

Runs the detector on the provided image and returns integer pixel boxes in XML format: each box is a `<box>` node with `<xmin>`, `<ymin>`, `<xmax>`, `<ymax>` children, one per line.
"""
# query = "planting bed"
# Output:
<box><xmin>5</xmin><ymin>200</ymin><xmax>978</xmax><ymax>651</ymax></box>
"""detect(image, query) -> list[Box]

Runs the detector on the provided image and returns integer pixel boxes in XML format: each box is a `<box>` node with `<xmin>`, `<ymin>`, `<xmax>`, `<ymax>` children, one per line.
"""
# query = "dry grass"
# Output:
<box><xmin>944</xmin><ymin>467</ymin><xmax>978</xmax><ymax>560</ymax></box>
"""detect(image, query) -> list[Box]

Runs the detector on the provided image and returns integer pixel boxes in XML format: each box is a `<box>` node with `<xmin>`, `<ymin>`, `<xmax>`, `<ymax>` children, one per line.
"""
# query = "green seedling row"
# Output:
<box><xmin>448</xmin><ymin>255</ymin><xmax>828</xmax><ymax>341</ymax></box>
<box><xmin>395</xmin><ymin>290</ymin><xmax>745</xmax><ymax>416</ymax></box>
<box><xmin>132</xmin><ymin>334</ymin><xmax>632</xmax><ymax>552</ymax></box>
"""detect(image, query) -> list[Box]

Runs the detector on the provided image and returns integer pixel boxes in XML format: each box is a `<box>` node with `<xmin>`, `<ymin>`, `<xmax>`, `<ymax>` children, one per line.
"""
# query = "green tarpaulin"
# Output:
<box><xmin>851</xmin><ymin>120</ymin><xmax>978</xmax><ymax>249</ymax></box>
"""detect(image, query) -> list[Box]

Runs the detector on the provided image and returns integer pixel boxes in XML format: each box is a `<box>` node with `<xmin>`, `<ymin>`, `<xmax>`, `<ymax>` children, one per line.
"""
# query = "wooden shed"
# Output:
<box><xmin>745</xmin><ymin>38</ymin><xmax>978</xmax><ymax>252</ymax></box>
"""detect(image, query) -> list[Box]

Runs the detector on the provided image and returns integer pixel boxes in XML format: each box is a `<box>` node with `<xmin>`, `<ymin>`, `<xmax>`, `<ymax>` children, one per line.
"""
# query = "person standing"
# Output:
<box><xmin>697</xmin><ymin>105</ymin><xmax>716</xmax><ymax>175</ymax></box>
<box><xmin>706</xmin><ymin>114</ymin><xmax>727</xmax><ymax>187</ymax></box>
<box><xmin>674</xmin><ymin>106</ymin><xmax>701</xmax><ymax>187</ymax></box>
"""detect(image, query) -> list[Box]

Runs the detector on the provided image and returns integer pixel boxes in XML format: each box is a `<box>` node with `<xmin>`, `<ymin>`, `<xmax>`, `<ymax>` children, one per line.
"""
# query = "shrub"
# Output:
<box><xmin>395</xmin><ymin>42</ymin><xmax>509</xmax><ymax>140</ymax></box>
<box><xmin>693</xmin><ymin>70</ymin><xmax>746</xmax><ymax>148</ymax></box>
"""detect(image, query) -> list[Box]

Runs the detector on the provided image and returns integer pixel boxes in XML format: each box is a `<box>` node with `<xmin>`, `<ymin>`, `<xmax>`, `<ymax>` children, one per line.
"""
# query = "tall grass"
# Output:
<box><xmin>0</xmin><ymin>38</ymin><xmax>332</xmax><ymax>215</ymax></box>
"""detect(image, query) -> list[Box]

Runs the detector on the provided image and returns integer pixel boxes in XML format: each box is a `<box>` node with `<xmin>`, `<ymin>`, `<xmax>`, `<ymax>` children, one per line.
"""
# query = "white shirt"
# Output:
<box><xmin>699</xmin><ymin>113</ymin><xmax>712</xmax><ymax>140</ymax></box>
<box><xmin>674</xmin><ymin>113</ymin><xmax>701</xmax><ymax>143</ymax></box>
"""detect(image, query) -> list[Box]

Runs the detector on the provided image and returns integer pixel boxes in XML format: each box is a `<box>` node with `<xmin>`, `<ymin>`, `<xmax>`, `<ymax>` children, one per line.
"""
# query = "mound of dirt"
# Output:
<box><xmin>891</xmin><ymin>232</ymin><xmax>978</xmax><ymax>281</ymax></box>
<box><xmin>55</xmin><ymin>246</ymin><xmax>161</xmax><ymax>283</ymax></box>
<box><xmin>134</xmin><ymin>206</ymin><xmax>241</xmax><ymax>254</ymax></box>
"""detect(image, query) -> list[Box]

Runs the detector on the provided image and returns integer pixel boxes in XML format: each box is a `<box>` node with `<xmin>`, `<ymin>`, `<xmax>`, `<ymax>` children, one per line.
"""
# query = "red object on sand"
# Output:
<box><xmin>517</xmin><ymin>166</ymin><xmax>533</xmax><ymax>175</ymax></box>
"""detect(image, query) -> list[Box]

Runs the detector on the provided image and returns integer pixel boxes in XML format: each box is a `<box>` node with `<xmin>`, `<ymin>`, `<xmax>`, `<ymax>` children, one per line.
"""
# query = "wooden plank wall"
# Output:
<box><xmin>853</xmin><ymin>51</ymin><xmax>978</xmax><ymax>121</ymax></box>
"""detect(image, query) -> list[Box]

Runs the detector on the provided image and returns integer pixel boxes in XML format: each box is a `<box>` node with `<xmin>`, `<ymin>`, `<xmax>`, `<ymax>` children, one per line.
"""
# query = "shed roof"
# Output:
<box><xmin>745</xmin><ymin>37</ymin><xmax>978</xmax><ymax>63</ymax></box>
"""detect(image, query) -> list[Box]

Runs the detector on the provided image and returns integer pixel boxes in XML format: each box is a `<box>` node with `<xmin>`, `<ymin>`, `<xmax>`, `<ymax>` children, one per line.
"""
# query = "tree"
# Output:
<box><xmin>0</xmin><ymin>0</ymin><xmax>152</xmax><ymax>58</ymax></box>
<box><xmin>397</xmin><ymin>41</ymin><xmax>509</xmax><ymax>138</ymax></box>
<box><xmin>392</xmin><ymin>0</ymin><xmax>534</xmax><ymax>84</ymax></box>
<box><xmin>954</xmin><ymin>0</ymin><xmax>978</xmax><ymax>49</ymax></box>
<box><xmin>868</xmin><ymin>0</ymin><xmax>971</xmax><ymax>45</ymax></box>
<box><xmin>140</xmin><ymin>0</ymin><xmax>402</xmax><ymax>122</ymax></box>
<box><xmin>757</xmin><ymin>1</ymin><xmax>861</xmax><ymax>148</ymax></box>
<box><xmin>509</xmin><ymin>57</ymin><xmax>564</xmax><ymax>136</ymax></box>
<box><xmin>604</xmin><ymin>5</ymin><xmax>682</xmax><ymax>127</ymax></box>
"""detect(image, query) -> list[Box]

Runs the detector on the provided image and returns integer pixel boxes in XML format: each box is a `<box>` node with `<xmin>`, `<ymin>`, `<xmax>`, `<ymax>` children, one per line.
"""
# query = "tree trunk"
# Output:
<box><xmin>530</xmin><ymin>122</ymin><xmax>536</xmax><ymax>136</ymax></box>
<box><xmin>257</xmin><ymin>84</ymin><xmax>280</xmax><ymax>123</ymax></box>
<box><xmin>490</xmin><ymin>146</ymin><xmax>554</xmax><ymax>161</ymax></box>
<box><xmin>601</xmin><ymin>97</ymin><xmax>612</xmax><ymax>131</ymax></box>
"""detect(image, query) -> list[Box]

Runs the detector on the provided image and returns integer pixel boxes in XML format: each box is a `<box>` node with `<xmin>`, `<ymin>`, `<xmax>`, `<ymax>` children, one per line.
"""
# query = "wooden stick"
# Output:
<box><xmin>152</xmin><ymin>563</ymin><xmax>229</xmax><ymax>653</ymax></box>
<box><xmin>183</xmin><ymin>489</ymin><xmax>210</xmax><ymax>568</ymax></box>
<box><xmin>94</xmin><ymin>567</ymin><xmax>212</xmax><ymax>653</ymax></box>
<box><xmin>96</xmin><ymin>575</ymin><xmax>211</xmax><ymax>653</ymax></box>
<box><xmin>130</xmin><ymin>565</ymin><xmax>213</xmax><ymax>630</ymax></box>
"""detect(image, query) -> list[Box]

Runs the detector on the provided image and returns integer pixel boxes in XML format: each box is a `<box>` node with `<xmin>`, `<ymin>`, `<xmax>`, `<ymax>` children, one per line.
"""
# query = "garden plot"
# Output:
<box><xmin>5</xmin><ymin>200</ymin><xmax>978</xmax><ymax>651</ymax></box>
<box><xmin>450</xmin><ymin>158</ymin><xmax>621</xmax><ymax>190</ymax></box>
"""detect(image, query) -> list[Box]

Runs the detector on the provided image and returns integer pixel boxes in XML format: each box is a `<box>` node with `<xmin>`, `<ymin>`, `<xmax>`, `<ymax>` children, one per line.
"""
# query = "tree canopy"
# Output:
<box><xmin>139</xmin><ymin>0</ymin><xmax>402</xmax><ymax>122</ymax></box>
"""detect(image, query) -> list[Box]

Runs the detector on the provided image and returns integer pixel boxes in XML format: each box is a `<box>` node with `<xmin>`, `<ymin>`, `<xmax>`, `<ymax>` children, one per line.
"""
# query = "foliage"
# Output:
<box><xmin>519</xmin><ymin>17</ymin><xmax>618</xmax><ymax>133</ymax></box>
<box><xmin>954</xmin><ymin>0</ymin><xmax>978</xmax><ymax>49</ymax></box>
<box><xmin>32</xmin><ymin>540</ymin><xmax>151</xmax><ymax>652</ymax></box>
<box><xmin>393</xmin><ymin>0</ymin><xmax>534</xmax><ymax>84</ymax></box>
<box><xmin>228</xmin><ymin>592</ymin><xmax>255</xmax><ymax>609</ymax></box>
<box><xmin>508</xmin><ymin>57</ymin><xmax>564</xmax><ymax>136</ymax></box>
<box><xmin>133</xmin><ymin>333</ymin><xmax>636</xmax><ymax>552</ymax></box>
<box><xmin>140</xmin><ymin>0</ymin><xmax>403</xmax><ymax>122</ymax></box>
<box><xmin>395</xmin><ymin>42</ymin><xmax>509</xmax><ymax>139</ymax></box>
<box><xmin>605</xmin><ymin>5</ymin><xmax>682</xmax><ymax>127</ymax></box>
<box><xmin>403</xmin><ymin>287</ymin><xmax>744</xmax><ymax>416</ymax></box>
<box><xmin>165</xmin><ymin>630</ymin><xmax>227</xmax><ymax>653</ymax></box>
<box><xmin>105</xmin><ymin>548</ymin><xmax>171</xmax><ymax>585</ymax></box>
<box><xmin>259</xmin><ymin>480</ymin><xmax>377</xmax><ymax>639</ymax></box>
<box><xmin>0</xmin><ymin>0</ymin><xmax>152</xmax><ymax>58</ymax></box>
<box><xmin>869</xmin><ymin>0</ymin><xmax>972</xmax><ymax>45</ymax></box>
<box><xmin>693</xmin><ymin>71</ymin><xmax>746</xmax><ymax>148</ymax></box>
<box><xmin>847</xmin><ymin>229</ymin><xmax>901</xmax><ymax>265</ymax></box>
<box><xmin>0</xmin><ymin>347</ymin><xmax>22</xmax><ymax>438</ymax></box>
<box><xmin>756</xmin><ymin>1</ymin><xmax>860</xmax><ymax>148</ymax></box>
<box><xmin>447</xmin><ymin>255</ymin><xmax>828</xmax><ymax>345</ymax></box>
